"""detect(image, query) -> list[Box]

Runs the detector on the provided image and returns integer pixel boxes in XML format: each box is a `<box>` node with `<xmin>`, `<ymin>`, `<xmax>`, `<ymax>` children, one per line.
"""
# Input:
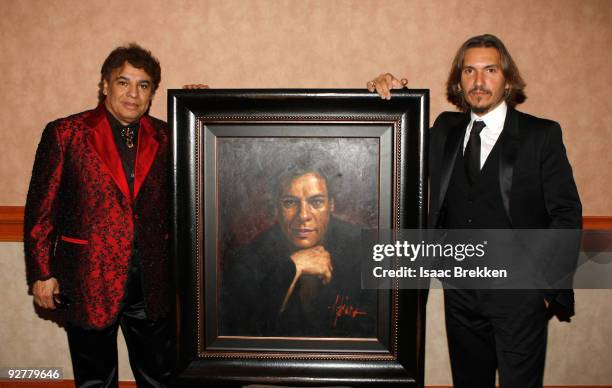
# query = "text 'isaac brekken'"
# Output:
<box><xmin>372</xmin><ymin>266</ymin><xmax>508</xmax><ymax>278</ymax></box>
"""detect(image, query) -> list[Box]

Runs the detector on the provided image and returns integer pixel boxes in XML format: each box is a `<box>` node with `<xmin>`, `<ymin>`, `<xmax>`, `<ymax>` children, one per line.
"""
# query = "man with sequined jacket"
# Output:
<box><xmin>24</xmin><ymin>43</ymin><xmax>173</xmax><ymax>388</ymax></box>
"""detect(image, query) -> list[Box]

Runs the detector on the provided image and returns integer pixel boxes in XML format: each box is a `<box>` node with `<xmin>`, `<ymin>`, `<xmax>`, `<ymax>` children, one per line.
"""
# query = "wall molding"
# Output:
<box><xmin>0</xmin><ymin>206</ymin><xmax>610</xmax><ymax>242</ymax></box>
<box><xmin>583</xmin><ymin>216</ymin><xmax>612</xmax><ymax>230</ymax></box>
<box><xmin>0</xmin><ymin>206</ymin><xmax>24</xmax><ymax>242</ymax></box>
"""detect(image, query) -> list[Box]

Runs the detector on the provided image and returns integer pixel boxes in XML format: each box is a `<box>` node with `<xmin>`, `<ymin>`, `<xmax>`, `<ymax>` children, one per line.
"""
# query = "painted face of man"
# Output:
<box><xmin>103</xmin><ymin>61</ymin><xmax>154</xmax><ymax>125</ymax></box>
<box><xmin>277</xmin><ymin>172</ymin><xmax>335</xmax><ymax>249</ymax></box>
<box><xmin>460</xmin><ymin>47</ymin><xmax>509</xmax><ymax>115</ymax></box>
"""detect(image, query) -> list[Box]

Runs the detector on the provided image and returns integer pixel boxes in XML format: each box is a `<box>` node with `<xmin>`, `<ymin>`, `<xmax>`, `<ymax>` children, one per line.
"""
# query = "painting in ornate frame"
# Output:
<box><xmin>169</xmin><ymin>89</ymin><xmax>429</xmax><ymax>387</ymax></box>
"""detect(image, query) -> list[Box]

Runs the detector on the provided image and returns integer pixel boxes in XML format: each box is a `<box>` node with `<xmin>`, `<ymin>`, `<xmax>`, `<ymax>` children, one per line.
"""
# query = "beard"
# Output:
<box><xmin>466</xmin><ymin>86</ymin><xmax>503</xmax><ymax>114</ymax></box>
<box><xmin>471</xmin><ymin>104</ymin><xmax>491</xmax><ymax>114</ymax></box>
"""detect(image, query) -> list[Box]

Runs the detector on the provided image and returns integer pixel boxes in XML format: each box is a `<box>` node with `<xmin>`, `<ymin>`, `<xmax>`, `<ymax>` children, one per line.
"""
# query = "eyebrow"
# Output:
<box><xmin>115</xmin><ymin>75</ymin><xmax>151</xmax><ymax>84</ymax></box>
<box><xmin>279</xmin><ymin>194</ymin><xmax>327</xmax><ymax>200</ymax></box>
<box><xmin>308</xmin><ymin>194</ymin><xmax>326</xmax><ymax>200</ymax></box>
<box><xmin>462</xmin><ymin>63</ymin><xmax>500</xmax><ymax>69</ymax></box>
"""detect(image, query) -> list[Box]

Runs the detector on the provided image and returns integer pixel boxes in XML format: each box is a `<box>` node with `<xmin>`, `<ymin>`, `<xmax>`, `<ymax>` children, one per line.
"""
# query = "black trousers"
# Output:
<box><xmin>66</xmin><ymin>270</ymin><xmax>172</xmax><ymax>388</ymax></box>
<box><xmin>444</xmin><ymin>289</ymin><xmax>549</xmax><ymax>388</ymax></box>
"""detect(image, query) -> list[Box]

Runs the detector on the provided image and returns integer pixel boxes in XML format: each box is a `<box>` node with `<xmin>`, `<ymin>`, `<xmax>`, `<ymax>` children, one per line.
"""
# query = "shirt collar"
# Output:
<box><xmin>469</xmin><ymin>101</ymin><xmax>507</xmax><ymax>133</ymax></box>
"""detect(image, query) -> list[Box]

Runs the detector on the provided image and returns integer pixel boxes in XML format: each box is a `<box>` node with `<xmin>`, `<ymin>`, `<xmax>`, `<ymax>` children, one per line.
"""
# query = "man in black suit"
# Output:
<box><xmin>368</xmin><ymin>34</ymin><xmax>581</xmax><ymax>388</ymax></box>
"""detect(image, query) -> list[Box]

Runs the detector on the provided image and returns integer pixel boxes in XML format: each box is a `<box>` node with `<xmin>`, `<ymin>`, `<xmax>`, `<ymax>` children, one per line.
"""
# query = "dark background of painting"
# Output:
<box><xmin>217</xmin><ymin>136</ymin><xmax>380</xmax><ymax>267</ymax></box>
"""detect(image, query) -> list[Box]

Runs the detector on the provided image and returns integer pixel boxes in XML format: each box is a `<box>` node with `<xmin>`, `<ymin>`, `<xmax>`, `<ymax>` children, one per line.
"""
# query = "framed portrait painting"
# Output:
<box><xmin>169</xmin><ymin>89</ymin><xmax>428</xmax><ymax>387</ymax></box>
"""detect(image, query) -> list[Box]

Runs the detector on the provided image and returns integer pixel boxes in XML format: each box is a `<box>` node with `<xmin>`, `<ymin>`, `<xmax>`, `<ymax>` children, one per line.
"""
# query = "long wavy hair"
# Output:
<box><xmin>446</xmin><ymin>34</ymin><xmax>526</xmax><ymax>112</ymax></box>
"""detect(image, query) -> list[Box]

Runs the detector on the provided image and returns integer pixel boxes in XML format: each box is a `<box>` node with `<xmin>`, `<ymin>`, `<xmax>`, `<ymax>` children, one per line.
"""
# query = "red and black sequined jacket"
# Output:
<box><xmin>24</xmin><ymin>104</ymin><xmax>171</xmax><ymax>329</ymax></box>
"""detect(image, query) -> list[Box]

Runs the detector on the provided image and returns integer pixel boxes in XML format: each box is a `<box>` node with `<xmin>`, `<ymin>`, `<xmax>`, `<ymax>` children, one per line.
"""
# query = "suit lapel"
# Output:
<box><xmin>133</xmin><ymin>115</ymin><xmax>159</xmax><ymax>200</ymax></box>
<box><xmin>437</xmin><ymin>115</ymin><xmax>470</xmax><ymax>209</ymax></box>
<box><xmin>498</xmin><ymin>108</ymin><xmax>520</xmax><ymax>225</ymax></box>
<box><xmin>86</xmin><ymin>105</ymin><xmax>132</xmax><ymax>202</ymax></box>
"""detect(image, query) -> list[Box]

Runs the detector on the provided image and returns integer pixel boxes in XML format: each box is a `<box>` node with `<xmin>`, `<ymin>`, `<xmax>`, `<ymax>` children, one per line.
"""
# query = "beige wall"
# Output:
<box><xmin>0</xmin><ymin>243</ymin><xmax>135</xmax><ymax>381</ymax></box>
<box><xmin>1</xmin><ymin>0</ymin><xmax>610</xmax><ymax>385</ymax></box>
<box><xmin>1</xmin><ymin>0</ymin><xmax>611</xmax><ymax>214</ymax></box>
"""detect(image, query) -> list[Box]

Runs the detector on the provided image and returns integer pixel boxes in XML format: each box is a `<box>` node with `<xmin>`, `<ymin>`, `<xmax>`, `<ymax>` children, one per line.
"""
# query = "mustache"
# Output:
<box><xmin>468</xmin><ymin>86</ymin><xmax>492</xmax><ymax>94</ymax></box>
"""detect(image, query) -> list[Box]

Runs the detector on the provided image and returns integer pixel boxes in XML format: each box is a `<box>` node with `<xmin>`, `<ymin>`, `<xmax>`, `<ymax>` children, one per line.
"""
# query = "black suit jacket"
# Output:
<box><xmin>428</xmin><ymin>108</ymin><xmax>582</xmax><ymax>315</ymax></box>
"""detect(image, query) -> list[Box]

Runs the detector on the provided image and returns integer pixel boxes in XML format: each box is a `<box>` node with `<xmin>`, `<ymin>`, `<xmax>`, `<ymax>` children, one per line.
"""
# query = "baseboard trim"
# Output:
<box><xmin>1</xmin><ymin>383</ymin><xmax>611</xmax><ymax>388</ymax></box>
<box><xmin>0</xmin><ymin>382</ymin><xmax>134</xmax><ymax>388</ymax></box>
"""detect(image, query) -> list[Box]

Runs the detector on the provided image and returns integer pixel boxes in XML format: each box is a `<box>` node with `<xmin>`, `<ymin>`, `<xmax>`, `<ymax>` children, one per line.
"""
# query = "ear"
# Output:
<box><xmin>102</xmin><ymin>79</ymin><xmax>109</xmax><ymax>96</ymax></box>
<box><xmin>330</xmin><ymin>198</ymin><xmax>335</xmax><ymax>212</ymax></box>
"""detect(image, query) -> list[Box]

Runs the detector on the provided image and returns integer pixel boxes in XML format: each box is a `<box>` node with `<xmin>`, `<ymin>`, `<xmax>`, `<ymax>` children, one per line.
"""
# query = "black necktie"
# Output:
<box><xmin>464</xmin><ymin>120</ymin><xmax>486</xmax><ymax>184</ymax></box>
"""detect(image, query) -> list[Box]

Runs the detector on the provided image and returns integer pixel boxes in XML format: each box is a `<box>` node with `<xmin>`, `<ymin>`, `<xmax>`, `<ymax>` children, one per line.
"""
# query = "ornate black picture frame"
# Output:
<box><xmin>169</xmin><ymin>89</ymin><xmax>429</xmax><ymax>387</ymax></box>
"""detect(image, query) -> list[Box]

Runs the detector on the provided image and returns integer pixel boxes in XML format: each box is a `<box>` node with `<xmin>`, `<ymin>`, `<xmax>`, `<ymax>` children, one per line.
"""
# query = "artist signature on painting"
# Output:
<box><xmin>328</xmin><ymin>294</ymin><xmax>367</xmax><ymax>327</ymax></box>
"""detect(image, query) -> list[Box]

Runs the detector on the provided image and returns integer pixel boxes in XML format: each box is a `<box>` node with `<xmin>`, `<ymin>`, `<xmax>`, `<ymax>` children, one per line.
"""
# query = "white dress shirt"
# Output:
<box><xmin>463</xmin><ymin>101</ymin><xmax>508</xmax><ymax>169</ymax></box>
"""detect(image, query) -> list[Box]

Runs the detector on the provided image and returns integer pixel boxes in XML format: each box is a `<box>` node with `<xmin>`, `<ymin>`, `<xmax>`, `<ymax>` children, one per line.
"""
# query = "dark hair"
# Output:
<box><xmin>98</xmin><ymin>43</ymin><xmax>161</xmax><ymax>103</ymax></box>
<box><xmin>446</xmin><ymin>34</ymin><xmax>526</xmax><ymax>111</ymax></box>
<box><xmin>274</xmin><ymin>155</ymin><xmax>340</xmax><ymax>201</ymax></box>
